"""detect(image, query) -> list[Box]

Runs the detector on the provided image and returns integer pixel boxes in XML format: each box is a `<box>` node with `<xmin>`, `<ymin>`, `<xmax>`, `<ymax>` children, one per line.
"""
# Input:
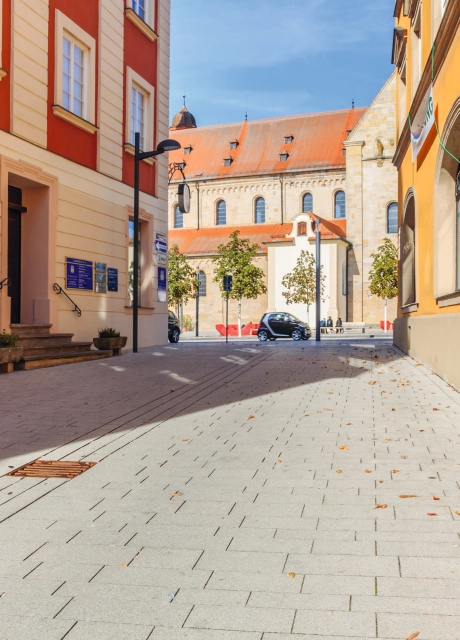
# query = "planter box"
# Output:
<box><xmin>0</xmin><ymin>346</ymin><xmax>23</xmax><ymax>374</ymax></box>
<box><xmin>93</xmin><ymin>336</ymin><xmax>127</xmax><ymax>356</ymax></box>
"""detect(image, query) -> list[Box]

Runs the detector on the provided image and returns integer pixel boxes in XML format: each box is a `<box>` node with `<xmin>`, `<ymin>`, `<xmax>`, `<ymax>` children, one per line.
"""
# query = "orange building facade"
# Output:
<box><xmin>0</xmin><ymin>0</ymin><xmax>171</xmax><ymax>356</ymax></box>
<box><xmin>392</xmin><ymin>0</ymin><xmax>460</xmax><ymax>389</ymax></box>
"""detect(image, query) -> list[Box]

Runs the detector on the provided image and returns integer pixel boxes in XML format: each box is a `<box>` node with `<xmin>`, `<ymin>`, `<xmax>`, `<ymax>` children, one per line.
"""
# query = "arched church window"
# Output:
<box><xmin>334</xmin><ymin>191</ymin><xmax>346</xmax><ymax>219</ymax></box>
<box><xmin>216</xmin><ymin>200</ymin><xmax>226</xmax><ymax>225</ymax></box>
<box><xmin>174</xmin><ymin>204</ymin><xmax>183</xmax><ymax>229</ymax></box>
<box><xmin>255</xmin><ymin>197</ymin><xmax>265</xmax><ymax>223</ymax></box>
<box><xmin>302</xmin><ymin>193</ymin><xmax>313</xmax><ymax>213</ymax></box>
<box><xmin>387</xmin><ymin>202</ymin><xmax>398</xmax><ymax>234</ymax></box>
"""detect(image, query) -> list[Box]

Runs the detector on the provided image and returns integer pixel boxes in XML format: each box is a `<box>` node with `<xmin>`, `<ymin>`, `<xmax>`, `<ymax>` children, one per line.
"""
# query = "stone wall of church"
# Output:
<box><xmin>345</xmin><ymin>73</ymin><xmax>398</xmax><ymax>325</ymax></box>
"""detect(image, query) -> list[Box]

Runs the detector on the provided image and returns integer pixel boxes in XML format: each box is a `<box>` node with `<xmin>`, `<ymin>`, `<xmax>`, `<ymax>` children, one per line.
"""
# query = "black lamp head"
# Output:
<box><xmin>156</xmin><ymin>139</ymin><xmax>181</xmax><ymax>153</ymax></box>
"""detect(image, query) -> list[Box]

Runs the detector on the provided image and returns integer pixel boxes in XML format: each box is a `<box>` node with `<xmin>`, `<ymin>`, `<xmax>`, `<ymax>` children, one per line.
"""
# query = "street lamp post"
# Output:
<box><xmin>315</xmin><ymin>219</ymin><xmax>322</xmax><ymax>342</ymax></box>
<box><xmin>195</xmin><ymin>266</ymin><xmax>200</xmax><ymax>338</ymax></box>
<box><xmin>133</xmin><ymin>133</ymin><xmax>181</xmax><ymax>353</ymax></box>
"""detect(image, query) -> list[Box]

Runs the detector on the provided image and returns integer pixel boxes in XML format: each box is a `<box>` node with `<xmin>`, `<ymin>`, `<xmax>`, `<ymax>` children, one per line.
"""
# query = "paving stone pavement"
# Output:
<box><xmin>0</xmin><ymin>339</ymin><xmax>459</xmax><ymax>640</ymax></box>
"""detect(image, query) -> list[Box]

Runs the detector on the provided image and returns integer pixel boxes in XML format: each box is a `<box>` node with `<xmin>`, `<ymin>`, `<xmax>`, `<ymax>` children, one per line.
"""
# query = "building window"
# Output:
<box><xmin>387</xmin><ymin>202</ymin><xmax>398</xmax><ymax>234</ymax></box>
<box><xmin>255</xmin><ymin>197</ymin><xmax>265</xmax><ymax>224</ymax></box>
<box><xmin>456</xmin><ymin>164</ymin><xmax>460</xmax><ymax>290</ymax></box>
<box><xmin>229</xmin><ymin>141</ymin><xmax>238</xmax><ymax>150</ymax></box>
<box><xmin>54</xmin><ymin>11</ymin><xmax>96</xmax><ymax>129</ymax></box>
<box><xmin>174</xmin><ymin>205</ymin><xmax>183</xmax><ymax>229</ymax></box>
<box><xmin>412</xmin><ymin>7</ymin><xmax>422</xmax><ymax>96</ymax></box>
<box><xmin>398</xmin><ymin>58</ymin><xmax>407</xmax><ymax>136</ymax></box>
<box><xmin>334</xmin><ymin>191</ymin><xmax>346</xmax><ymax>219</ymax></box>
<box><xmin>298</xmin><ymin>221</ymin><xmax>307</xmax><ymax>236</ymax></box>
<box><xmin>216</xmin><ymin>200</ymin><xmax>226</xmax><ymax>225</ymax></box>
<box><xmin>284</xmin><ymin>136</ymin><xmax>293</xmax><ymax>144</ymax></box>
<box><xmin>302</xmin><ymin>192</ymin><xmax>313</xmax><ymax>213</ymax></box>
<box><xmin>223</xmin><ymin>157</ymin><xmax>233</xmax><ymax>167</ymax></box>
<box><xmin>62</xmin><ymin>36</ymin><xmax>85</xmax><ymax>118</ymax></box>
<box><xmin>131</xmin><ymin>86</ymin><xmax>145</xmax><ymax>149</ymax></box>
<box><xmin>132</xmin><ymin>0</ymin><xmax>146</xmax><ymax>21</ymax></box>
<box><xmin>198</xmin><ymin>271</ymin><xmax>207</xmax><ymax>297</ymax></box>
<box><xmin>279</xmin><ymin>153</ymin><xmax>289</xmax><ymax>162</ymax></box>
<box><xmin>125</xmin><ymin>67</ymin><xmax>154</xmax><ymax>155</ymax></box>
<box><xmin>184</xmin><ymin>146</ymin><xmax>192</xmax><ymax>154</ymax></box>
<box><xmin>128</xmin><ymin>219</ymin><xmax>140</xmax><ymax>307</ymax></box>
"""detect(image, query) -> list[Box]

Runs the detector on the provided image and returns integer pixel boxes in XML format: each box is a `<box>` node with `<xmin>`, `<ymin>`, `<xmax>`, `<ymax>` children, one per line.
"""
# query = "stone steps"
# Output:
<box><xmin>14</xmin><ymin>350</ymin><xmax>112</xmax><ymax>371</ymax></box>
<box><xmin>10</xmin><ymin>324</ymin><xmax>114</xmax><ymax>371</ymax></box>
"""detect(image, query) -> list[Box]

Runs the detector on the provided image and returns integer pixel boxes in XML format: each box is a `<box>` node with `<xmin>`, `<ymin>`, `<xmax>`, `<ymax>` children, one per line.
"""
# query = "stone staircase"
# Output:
<box><xmin>11</xmin><ymin>324</ymin><xmax>113</xmax><ymax>371</ymax></box>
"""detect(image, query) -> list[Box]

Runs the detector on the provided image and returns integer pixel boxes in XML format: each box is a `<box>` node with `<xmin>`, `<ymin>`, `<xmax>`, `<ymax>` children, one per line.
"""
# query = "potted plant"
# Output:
<box><xmin>0</xmin><ymin>330</ymin><xmax>23</xmax><ymax>373</ymax></box>
<box><xmin>93</xmin><ymin>327</ymin><xmax>127</xmax><ymax>356</ymax></box>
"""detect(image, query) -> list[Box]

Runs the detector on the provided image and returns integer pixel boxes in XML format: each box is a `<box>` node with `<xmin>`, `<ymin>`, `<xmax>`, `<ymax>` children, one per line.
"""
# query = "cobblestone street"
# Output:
<box><xmin>0</xmin><ymin>339</ymin><xmax>459</xmax><ymax>639</ymax></box>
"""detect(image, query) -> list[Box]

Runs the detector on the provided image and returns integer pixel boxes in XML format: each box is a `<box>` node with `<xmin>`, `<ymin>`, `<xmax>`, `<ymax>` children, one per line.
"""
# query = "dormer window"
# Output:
<box><xmin>279</xmin><ymin>153</ymin><xmax>289</xmax><ymax>162</ymax></box>
<box><xmin>284</xmin><ymin>135</ymin><xmax>294</xmax><ymax>144</ymax></box>
<box><xmin>184</xmin><ymin>146</ymin><xmax>192</xmax><ymax>155</ymax></box>
<box><xmin>223</xmin><ymin>157</ymin><xmax>233</xmax><ymax>167</ymax></box>
<box><xmin>178</xmin><ymin>161</ymin><xmax>186</xmax><ymax>170</ymax></box>
<box><xmin>229</xmin><ymin>140</ymin><xmax>238</xmax><ymax>150</ymax></box>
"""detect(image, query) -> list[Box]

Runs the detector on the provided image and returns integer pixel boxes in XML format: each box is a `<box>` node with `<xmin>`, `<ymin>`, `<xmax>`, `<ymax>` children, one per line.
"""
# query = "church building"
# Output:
<box><xmin>168</xmin><ymin>75</ymin><xmax>398</xmax><ymax>332</ymax></box>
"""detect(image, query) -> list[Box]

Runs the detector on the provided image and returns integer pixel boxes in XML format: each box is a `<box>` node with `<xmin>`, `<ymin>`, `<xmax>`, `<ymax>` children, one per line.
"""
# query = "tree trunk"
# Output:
<box><xmin>180</xmin><ymin>302</ymin><xmax>183</xmax><ymax>330</ymax></box>
<box><xmin>238</xmin><ymin>299</ymin><xmax>242</xmax><ymax>338</ymax></box>
<box><xmin>384</xmin><ymin>298</ymin><xmax>387</xmax><ymax>333</ymax></box>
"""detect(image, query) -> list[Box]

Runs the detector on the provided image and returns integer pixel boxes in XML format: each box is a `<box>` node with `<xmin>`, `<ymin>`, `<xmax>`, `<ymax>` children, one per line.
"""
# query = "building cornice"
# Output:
<box><xmin>169</xmin><ymin>166</ymin><xmax>347</xmax><ymax>185</ymax></box>
<box><xmin>393</xmin><ymin>0</ymin><xmax>460</xmax><ymax>170</ymax></box>
<box><xmin>52</xmin><ymin>105</ymin><xmax>98</xmax><ymax>134</ymax></box>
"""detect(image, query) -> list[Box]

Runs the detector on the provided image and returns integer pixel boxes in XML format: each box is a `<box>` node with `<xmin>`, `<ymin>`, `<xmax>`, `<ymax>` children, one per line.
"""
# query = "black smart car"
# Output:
<box><xmin>257</xmin><ymin>312</ymin><xmax>311</xmax><ymax>342</ymax></box>
<box><xmin>168</xmin><ymin>310</ymin><xmax>181</xmax><ymax>343</ymax></box>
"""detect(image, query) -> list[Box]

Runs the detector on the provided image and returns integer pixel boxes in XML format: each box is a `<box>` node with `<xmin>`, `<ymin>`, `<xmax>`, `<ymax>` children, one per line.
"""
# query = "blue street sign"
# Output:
<box><xmin>158</xmin><ymin>267</ymin><xmax>167</xmax><ymax>290</ymax></box>
<box><xmin>155</xmin><ymin>232</ymin><xmax>167</xmax><ymax>254</ymax></box>
<box><xmin>66</xmin><ymin>258</ymin><xmax>93</xmax><ymax>291</ymax></box>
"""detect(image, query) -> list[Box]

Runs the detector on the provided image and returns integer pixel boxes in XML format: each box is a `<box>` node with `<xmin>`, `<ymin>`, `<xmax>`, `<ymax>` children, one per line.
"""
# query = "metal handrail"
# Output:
<box><xmin>53</xmin><ymin>283</ymin><xmax>82</xmax><ymax>317</ymax></box>
<box><xmin>0</xmin><ymin>277</ymin><xmax>11</xmax><ymax>290</ymax></box>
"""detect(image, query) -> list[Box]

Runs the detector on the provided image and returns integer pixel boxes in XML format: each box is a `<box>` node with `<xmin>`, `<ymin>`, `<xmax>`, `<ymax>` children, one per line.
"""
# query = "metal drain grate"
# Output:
<box><xmin>7</xmin><ymin>460</ymin><xmax>96</xmax><ymax>479</ymax></box>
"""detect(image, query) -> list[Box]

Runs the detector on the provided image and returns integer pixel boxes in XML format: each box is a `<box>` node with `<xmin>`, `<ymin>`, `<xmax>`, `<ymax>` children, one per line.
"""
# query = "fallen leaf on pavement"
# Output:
<box><xmin>336</xmin><ymin>470</ymin><xmax>343</xmax><ymax>474</ymax></box>
<box><xmin>393</xmin><ymin>470</ymin><xmax>400</xmax><ymax>473</ymax></box>
<box><xmin>399</xmin><ymin>495</ymin><xmax>418</xmax><ymax>499</ymax></box>
<box><xmin>392</xmin><ymin>408</ymin><xmax>396</xmax><ymax>411</ymax></box>
<box><xmin>182</xmin><ymin>439</ymin><xmax>188</xmax><ymax>442</ymax></box>
<box><xmin>171</xmin><ymin>492</ymin><xmax>181</xmax><ymax>497</ymax></box>
<box><xmin>428</xmin><ymin>513</ymin><xmax>438</xmax><ymax>516</ymax></box>
<box><xmin>433</xmin><ymin>408</ymin><xmax>440</xmax><ymax>411</ymax></box>
<box><xmin>248</xmin><ymin>415</ymin><xmax>255</xmax><ymax>419</ymax></box>
<box><xmin>304</xmin><ymin>414</ymin><xmax>310</xmax><ymax>416</ymax></box>
<box><xmin>121</xmin><ymin>564</ymin><xmax>127</xmax><ymax>567</ymax></box>
<box><xmin>277</xmin><ymin>459</ymin><xmax>282</xmax><ymax>463</ymax></box>
<box><xmin>368</xmin><ymin>381</ymin><xmax>377</xmax><ymax>385</ymax></box>
<box><xmin>455</xmin><ymin>511</ymin><xmax>460</xmax><ymax>516</ymax></box>
<box><xmin>338</xmin><ymin>446</ymin><xmax>349</xmax><ymax>450</ymax></box>
<box><xmin>365</xmin><ymin>469</ymin><xmax>372</xmax><ymax>473</ymax></box>
<box><xmin>419</xmin><ymin>429</ymin><xmax>424</xmax><ymax>432</ymax></box>
<box><xmin>85</xmin><ymin>401</ymin><xmax>89</xmax><ymax>405</ymax></box>
<box><xmin>289</xmin><ymin>572</ymin><xmax>295</xmax><ymax>578</ymax></box>
<box><xmin>433</xmin><ymin>496</ymin><xmax>440</xmax><ymax>501</ymax></box>
<box><xmin>375</xmin><ymin>504</ymin><xmax>387</xmax><ymax>509</ymax></box>
<box><xmin>401</xmin><ymin>456</ymin><xmax>408</xmax><ymax>459</ymax></box>
<box><xmin>406</xmin><ymin>633</ymin><xmax>420</xmax><ymax>640</ymax></box>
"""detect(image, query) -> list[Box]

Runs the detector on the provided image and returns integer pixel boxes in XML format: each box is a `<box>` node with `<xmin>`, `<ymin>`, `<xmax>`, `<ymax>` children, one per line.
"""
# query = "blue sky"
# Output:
<box><xmin>170</xmin><ymin>0</ymin><xmax>395</xmax><ymax>127</ymax></box>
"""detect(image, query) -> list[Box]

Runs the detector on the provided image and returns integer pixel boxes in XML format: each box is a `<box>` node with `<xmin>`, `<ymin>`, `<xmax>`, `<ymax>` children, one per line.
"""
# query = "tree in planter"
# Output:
<box><xmin>212</xmin><ymin>230</ymin><xmax>267</xmax><ymax>336</ymax></box>
<box><xmin>281</xmin><ymin>250</ymin><xmax>326</xmax><ymax>323</ymax></box>
<box><xmin>368</xmin><ymin>238</ymin><xmax>398</xmax><ymax>332</ymax></box>
<box><xmin>168</xmin><ymin>245</ymin><xmax>198</xmax><ymax>324</ymax></box>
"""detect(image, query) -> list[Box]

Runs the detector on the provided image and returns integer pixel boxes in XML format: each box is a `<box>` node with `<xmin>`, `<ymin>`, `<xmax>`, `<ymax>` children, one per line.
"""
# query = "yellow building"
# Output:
<box><xmin>392</xmin><ymin>0</ymin><xmax>460</xmax><ymax>389</ymax></box>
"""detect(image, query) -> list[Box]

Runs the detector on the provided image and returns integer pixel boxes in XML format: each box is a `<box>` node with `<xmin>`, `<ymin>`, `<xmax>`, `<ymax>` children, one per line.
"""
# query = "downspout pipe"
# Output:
<box><xmin>279</xmin><ymin>174</ymin><xmax>284</xmax><ymax>225</ymax></box>
<box><xmin>196</xmin><ymin>181</ymin><xmax>200</xmax><ymax>230</ymax></box>
<box><xmin>346</xmin><ymin>242</ymin><xmax>353</xmax><ymax>322</ymax></box>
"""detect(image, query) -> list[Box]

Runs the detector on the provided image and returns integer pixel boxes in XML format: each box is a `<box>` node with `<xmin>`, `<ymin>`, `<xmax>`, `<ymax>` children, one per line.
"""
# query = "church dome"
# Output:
<box><xmin>171</xmin><ymin>105</ymin><xmax>197</xmax><ymax>130</ymax></box>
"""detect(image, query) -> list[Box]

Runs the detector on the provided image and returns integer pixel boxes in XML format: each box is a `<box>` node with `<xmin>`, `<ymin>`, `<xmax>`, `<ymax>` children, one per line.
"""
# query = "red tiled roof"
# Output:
<box><xmin>305</xmin><ymin>213</ymin><xmax>347</xmax><ymax>240</ymax></box>
<box><xmin>168</xmin><ymin>108</ymin><xmax>366</xmax><ymax>181</ymax></box>
<box><xmin>169</xmin><ymin>224</ymin><xmax>293</xmax><ymax>256</ymax></box>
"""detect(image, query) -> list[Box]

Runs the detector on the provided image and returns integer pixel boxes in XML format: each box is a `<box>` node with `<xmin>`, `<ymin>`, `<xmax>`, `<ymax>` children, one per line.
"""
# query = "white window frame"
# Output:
<box><xmin>398</xmin><ymin>56</ymin><xmax>407</xmax><ymax>136</ymax></box>
<box><xmin>411</xmin><ymin>5</ymin><xmax>422</xmax><ymax>98</ymax></box>
<box><xmin>125</xmin><ymin>67</ymin><xmax>155</xmax><ymax>161</ymax></box>
<box><xmin>125</xmin><ymin>0</ymin><xmax>157</xmax><ymax>41</ymax></box>
<box><xmin>0</xmin><ymin>0</ymin><xmax>6</xmax><ymax>80</ymax></box>
<box><xmin>54</xmin><ymin>10</ymin><xmax>96</xmax><ymax>131</ymax></box>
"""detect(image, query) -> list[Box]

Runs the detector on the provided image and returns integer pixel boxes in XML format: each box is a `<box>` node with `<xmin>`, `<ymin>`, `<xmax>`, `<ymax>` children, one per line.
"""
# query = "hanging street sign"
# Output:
<box><xmin>178</xmin><ymin>183</ymin><xmax>191</xmax><ymax>214</ymax></box>
<box><xmin>155</xmin><ymin>232</ymin><xmax>167</xmax><ymax>254</ymax></box>
<box><xmin>410</xmin><ymin>84</ymin><xmax>435</xmax><ymax>160</ymax></box>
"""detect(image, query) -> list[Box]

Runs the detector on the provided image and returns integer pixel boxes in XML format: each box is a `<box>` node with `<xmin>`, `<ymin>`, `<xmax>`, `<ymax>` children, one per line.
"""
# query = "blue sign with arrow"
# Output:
<box><xmin>155</xmin><ymin>232</ymin><xmax>167</xmax><ymax>254</ymax></box>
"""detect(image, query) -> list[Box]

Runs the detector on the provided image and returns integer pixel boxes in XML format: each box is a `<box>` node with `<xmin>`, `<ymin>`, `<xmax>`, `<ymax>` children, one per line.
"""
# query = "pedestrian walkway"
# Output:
<box><xmin>0</xmin><ymin>340</ymin><xmax>459</xmax><ymax>639</ymax></box>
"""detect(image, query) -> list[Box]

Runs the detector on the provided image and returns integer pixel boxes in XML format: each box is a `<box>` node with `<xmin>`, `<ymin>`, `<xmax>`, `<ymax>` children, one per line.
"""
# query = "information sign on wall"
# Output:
<box><xmin>66</xmin><ymin>258</ymin><xmax>93</xmax><ymax>291</ymax></box>
<box><xmin>95</xmin><ymin>262</ymin><xmax>107</xmax><ymax>294</ymax></box>
<box><xmin>108</xmin><ymin>268</ymin><xmax>118</xmax><ymax>292</ymax></box>
<box><xmin>158</xmin><ymin>266</ymin><xmax>167</xmax><ymax>302</ymax></box>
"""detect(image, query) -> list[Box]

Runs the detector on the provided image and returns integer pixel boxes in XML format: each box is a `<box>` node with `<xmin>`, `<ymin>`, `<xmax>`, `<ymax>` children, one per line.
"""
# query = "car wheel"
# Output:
<box><xmin>292</xmin><ymin>329</ymin><xmax>303</xmax><ymax>341</ymax></box>
<box><xmin>258</xmin><ymin>330</ymin><xmax>269</xmax><ymax>342</ymax></box>
<box><xmin>169</xmin><ymin>328</ymin><xmax>180</xmax><ymax>343</ymax></box>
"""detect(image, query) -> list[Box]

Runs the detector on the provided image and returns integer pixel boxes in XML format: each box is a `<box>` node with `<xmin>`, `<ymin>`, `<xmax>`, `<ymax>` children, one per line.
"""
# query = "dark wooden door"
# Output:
<box><xmin>8</xmin><ymin>208</ymin><xmax>22</xmax><ymax>324</ymax></box>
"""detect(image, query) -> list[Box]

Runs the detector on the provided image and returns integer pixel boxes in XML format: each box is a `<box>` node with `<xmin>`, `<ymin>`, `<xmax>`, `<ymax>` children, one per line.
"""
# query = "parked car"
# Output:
<box><xmin>168</xmin><ymin>310</ymin><xmax>181</xmax><ymax>343</ymax></box>
<box><xmin>257</xmin><ymin>312</ymin><xmax>311</xmax><ymax>342</ymax></box>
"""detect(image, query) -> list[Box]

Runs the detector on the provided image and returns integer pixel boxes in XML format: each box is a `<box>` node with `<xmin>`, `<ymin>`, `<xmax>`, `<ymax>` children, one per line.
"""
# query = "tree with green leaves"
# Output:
<box><xmin>368</xmin><ymin>238</ymin><xmax>398</xmax><ymax>332</ymax></box>
<box><xmin>281</xmin><ymin>250</ymin><xmax>326</xmax><ymax>323</ymax></box>
<box><xmin>168</xmin><ymin>245</ymin><xmax>198</xmax><ymax>317</ymax></box>
<box><xmin>212</xmin><ymin>230</ymin><xmax>267</xmax><ymax>336</ymax></box>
